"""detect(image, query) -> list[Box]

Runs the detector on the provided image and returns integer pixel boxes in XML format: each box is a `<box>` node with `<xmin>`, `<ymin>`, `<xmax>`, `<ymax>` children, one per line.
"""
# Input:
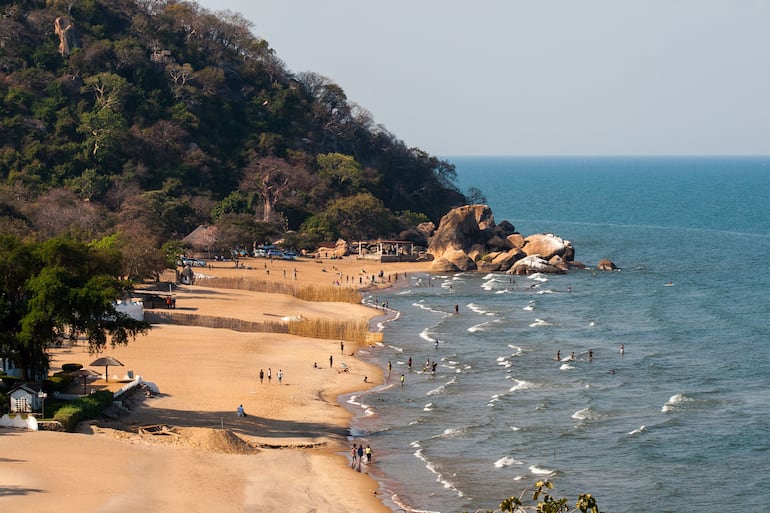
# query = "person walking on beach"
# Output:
<box><xmin>267</xmin><ymin>367</ymin><xmax>272</xmax><ymax>383</ymax></box>
<box><xmin>237</xmin><ymin>404</ymin><xmax>245</xmax><ymax>417</ymax></box>
<box><xmin>357</xmin><ymin>444</ymin><xmax>364</xmax><ymax>471</ymax></box>
<box><xmin>329</xmin><ymin>354</ymin><xmax>333</xmax><ymax>368</ymax></box>
<box><xmin>340</xmin><ymin>340</ymin><xmax>344</xmax><ymax>354</ymax></box>
<box><xmin>278</xmin><ymin>369</ymin><xmax>283</xmax><ymax>383</ymax></box>
<box><xmin>351</xmin><ymin>444</ymin><xmax>358</xmax><ymax>468</ymax></box>
<box><xmin>387</xmin><ymin>361</ymin><xmax>392</xmax><ymax>373</ymax></box>
<box><xmin>259</xmin><ymin>369</ymin><xmax>264</xmax><ymax>383</ymax></box>
<box><xmin>365</xmin><ymin>444</ymin><xmax>373</xmax><ymax>463</ymax></box>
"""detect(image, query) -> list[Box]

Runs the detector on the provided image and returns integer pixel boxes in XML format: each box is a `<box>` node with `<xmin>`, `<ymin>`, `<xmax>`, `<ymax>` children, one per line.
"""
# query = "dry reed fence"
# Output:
<box><xmin>194</xmin><ymin>276</ymin><xmax>363</xmax><ymax>304</ymax></box>
<box><xmin>148</xmin><ymin>277</ymin><xmax>378</xmax><ymax>344</ymax></box>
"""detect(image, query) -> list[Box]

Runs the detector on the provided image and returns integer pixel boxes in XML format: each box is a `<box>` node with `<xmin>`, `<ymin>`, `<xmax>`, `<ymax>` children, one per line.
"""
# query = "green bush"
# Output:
<box><xmin>45</xmin><ymin>373</ymin><xmax>73</xmax><ymax>393</ymax></box>
<box><xmin>61</xmin><ymin>363</ymin><xmax>83</xmax><ymax>373</ymax></box>
<box><xmin>53</xmin><ymin>390</ymin><xmax>114</xmax><ymax>432</ymax></box>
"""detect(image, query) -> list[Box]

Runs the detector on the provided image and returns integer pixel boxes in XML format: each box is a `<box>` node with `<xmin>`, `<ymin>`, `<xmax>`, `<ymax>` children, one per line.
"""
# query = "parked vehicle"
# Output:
<box><xmin>266</xmin><ymin>249</ymin><xmax>283</xmax><ymax>258</ymax></box>
<box><xmin>253</xmin><ymin>249</ymin><xmax>266</xmax><ymax>257</ymax></box>
<box><xmin>281</xmin><ymin>251</ymin><xmax>297</xmax><ymax>260</ymax></box>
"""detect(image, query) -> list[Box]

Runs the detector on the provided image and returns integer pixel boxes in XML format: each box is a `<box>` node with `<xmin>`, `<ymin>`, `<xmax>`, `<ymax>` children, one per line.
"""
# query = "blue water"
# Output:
<box><xmin>348</xmin><ymin>156</ymin><xmax>770</xmax><ymax>513</ymax></box>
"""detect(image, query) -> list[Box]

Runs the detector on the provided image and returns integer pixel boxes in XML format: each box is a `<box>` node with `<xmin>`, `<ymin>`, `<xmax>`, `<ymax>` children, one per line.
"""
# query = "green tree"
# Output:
<box><xmin>320</xmin><ymin>193</ymin><xmax>397</xmax><ymax>241</ymax></box>
<box><xmin>0</xmin><ymin>235</ymin><xmax>149</xmax><ymax>380</ymax></box>
<box><xmin>317</xmin><ymin>152</ymin><xmax>363</xmax><ymax>196</ymax></box>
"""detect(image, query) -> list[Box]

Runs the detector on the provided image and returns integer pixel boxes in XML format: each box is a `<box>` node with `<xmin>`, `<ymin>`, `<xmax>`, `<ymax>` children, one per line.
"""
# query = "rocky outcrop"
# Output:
<box><xmin>54</xmin><ymin>16</ymin><xmax>80</xmax><ymax>57</ymax></box>
<box><xmin>427</xmin><ymin>205</ymin><xmax>518</xmax><ymax>271</ymax></box>
<box><xmin>522</xmin><ymin>233</ymin><xmax>573</xmax><ymax>260</ymax></box>
<box><xmin>597</xmin><ymin>259</ymin><xmax>618</xmax><ymax>271</ymax></box>
<box><xmin>509</xmin><ymin>255</ymin><xmax>566</xmax><ymax>275</ymax></box>
<box><xmin>427</xmin><ymin>204</ymin><xmax>597</xmax><ymax>274</ymax></box>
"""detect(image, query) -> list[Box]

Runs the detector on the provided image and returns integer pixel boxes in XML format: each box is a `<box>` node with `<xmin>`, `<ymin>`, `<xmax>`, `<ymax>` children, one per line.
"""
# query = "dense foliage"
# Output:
<box><xmin>0</xmin><ymin>0</ymin><xmax>467</xmax><ymax>260</ymax></box>
<box><xmin>0</xmin><ymin>234</ymin><xmax>149</xmax><ymax>380</ymax></box>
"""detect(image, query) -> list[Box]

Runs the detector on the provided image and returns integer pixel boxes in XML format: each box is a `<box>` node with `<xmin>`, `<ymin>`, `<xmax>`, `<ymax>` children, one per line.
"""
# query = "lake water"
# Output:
<box><xmin>347</xmin><ymin>156</ymin><xmax>770</xmax><ymax>513</ymax></box>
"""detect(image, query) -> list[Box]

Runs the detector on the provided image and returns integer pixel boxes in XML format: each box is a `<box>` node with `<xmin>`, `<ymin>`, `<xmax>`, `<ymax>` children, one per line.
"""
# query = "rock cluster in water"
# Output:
<box><xmin>426</xmin><ymin>204</ymin><xmax>615</xmax><ymax>274</ymax></box>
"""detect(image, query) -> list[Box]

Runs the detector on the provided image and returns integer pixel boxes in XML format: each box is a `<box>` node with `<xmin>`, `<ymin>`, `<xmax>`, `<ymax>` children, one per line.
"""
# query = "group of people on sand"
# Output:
<box><xmin>257</xmin><ymin>367</ymin><xmax>283</xmax><ymax>384</ymax></box>
<box><xmin>350</xmin><ymin>443</ymin><xmax>373</xmax><ymax>471</ymax></box>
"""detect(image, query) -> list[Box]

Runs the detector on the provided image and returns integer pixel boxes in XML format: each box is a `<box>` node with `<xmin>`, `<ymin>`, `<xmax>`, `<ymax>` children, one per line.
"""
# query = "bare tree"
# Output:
<box><xmin>240</xmin><ymin>153</ymin><xmax>301</xmax><ymax>223</ymax></box>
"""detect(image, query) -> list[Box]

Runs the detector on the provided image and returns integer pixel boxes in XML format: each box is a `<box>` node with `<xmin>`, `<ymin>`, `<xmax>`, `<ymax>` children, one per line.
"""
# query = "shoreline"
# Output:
<box><xmin>0</xmin><ymin>256</ymin><xmax>432</xmax><ymax>513</ymax></box>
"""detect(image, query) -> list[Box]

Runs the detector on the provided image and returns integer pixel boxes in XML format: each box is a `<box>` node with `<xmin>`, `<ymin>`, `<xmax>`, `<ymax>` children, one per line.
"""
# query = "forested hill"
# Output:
<box><xmin>0</xmin><ymin>0</ymin><xmax>468</xmax><ymax>258</ymax></box>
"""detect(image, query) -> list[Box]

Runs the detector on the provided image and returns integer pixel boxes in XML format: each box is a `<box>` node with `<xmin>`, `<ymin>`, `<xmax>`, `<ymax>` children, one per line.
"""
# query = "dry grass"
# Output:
<box><xmin>288</xmin><ymin>318</ymin><xmax>381</xmax><ymax>345</ymax></box>
<box><xmin>194</xmin><ymin>276</ymin><xmax>363</xmax><ymax>304</ymax></box>
<box><xmin>146</xmin><ymin>311</ymin><xmax>289</xmax><ymax>333</ymax></box>
<box><xmin>146</xmin><ymin>311</ymin><xmax>379</xmax><ymax>345</ymax></box>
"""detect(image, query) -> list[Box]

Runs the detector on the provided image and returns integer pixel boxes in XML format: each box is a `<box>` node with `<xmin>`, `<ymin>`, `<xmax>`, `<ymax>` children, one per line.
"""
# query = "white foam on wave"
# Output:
<box><xmin>628</xmin><ymin>425</ymin><xmax>646</xmax><ymax>435</ymax></box>
<box><xmin>537</xmin><ymin>289</ymin><xmax>554</xmax><ymax>295</ymax></box>
<box><xmin>494</xmin><ymin>456</ymin><xmax>522</xmax><ymax>468</ymax></box>
<box><xmin>509</xmin><ymin>379</ymin><xmax>536</xmax><ymax>392</ymax></box>
<box><xmin>440</xmin><ymin>426</ymin><xmax>467</xmax><ymax>439</ymax></box>
<box><xmin>413</xmin><ymin>446</ymin><xmax>465</xmax><ymax>498</ymax></box>
<box><xmin>467</xmin><ymin>303</ymin><xmax>488</xmax><ymax>315</ymax></box>
<box><xmin>529</xmin><ymin>318</ymin><xmax>550</xmax><ymax>327</ymax></box>
<box><xmin>559</xmin><ymin>363</ymin><xmax>574</xmax><ymax>370</ymax></box>
<box><xmin>529</xmin><ymin>273</ymin><xmax>549</xmax><ymax>282</ymax></box>
<box><xmin>423</xmin><ymin>403</ymin><xmax>434</xmax><ymax>412</ymax></box>
<box><xmin>571</xmin><ymin>407</ymin><xmax>599</xmax><ymax>421</ymax></box>
<box><xmin>413</xmin><ymin>301</ymin><xmax>443</xmax><ymax>314</ymax></box>
<box><xmin>495</xmin><ymin>288</ymin><xmax>514</xmax><ymax>294</ymax></box>
<box><xmin>347</xmin><ymin>394</ymin><xmax>376</xmax><ymax>416</ymax></box>
<box><xmin>427</xmin><ymin>383</ymin><xmax>447</xmax><ymax>396</ymax></box>
<box><xmin>523</xmin><ymin>304</ymin><xmax>534</xmax><ymax>311</ymax></box>
<box><xmin>529</xmin><ymin>465</ymin><xmax>555</xmax><ymax>476</ymax></box>
<box><xmin>661</xmin><ymin>393</ymin><xmax>692</xmax><ymax>413</ymax></box>
<box><xmin>419</xmin><ymin>328</ymin><xmax>434</xmax><ymax>342</ymax></box>
<box><xmin>508</xmin><ymin>344</ymin><xmax>523</xmax><ymax>356</ymax></box>
<box><xmin>468</xmin><ymin>320</ymin><xmax>494</xmax><ymax>333</ymax></box>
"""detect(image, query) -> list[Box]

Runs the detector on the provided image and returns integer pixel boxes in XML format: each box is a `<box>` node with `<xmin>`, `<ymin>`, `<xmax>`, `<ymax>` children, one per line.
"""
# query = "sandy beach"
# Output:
<box><xmin>0</xmin><ymin>255</ymin><xmax>432</xmax><ymax>513</ymax></box>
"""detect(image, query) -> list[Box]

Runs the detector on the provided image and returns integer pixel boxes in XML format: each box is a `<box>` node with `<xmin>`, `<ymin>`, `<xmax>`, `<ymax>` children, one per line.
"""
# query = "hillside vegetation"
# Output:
<box><xmin>0</xmin><ymin>0</ymin><xmax>468</xmax><ymax>277</ymax></box>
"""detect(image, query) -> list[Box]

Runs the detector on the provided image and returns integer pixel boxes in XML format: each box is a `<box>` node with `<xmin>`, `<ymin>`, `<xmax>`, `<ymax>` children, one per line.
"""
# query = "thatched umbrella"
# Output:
<box><xmin>90</xmin><ymin>356</ymin><xmax>124</xmax><ymax>382</ymax></box>
<box><xmin>70</xmin><ymin>368</ymin><xmax>100</xmax><ymax>394</ymax></box>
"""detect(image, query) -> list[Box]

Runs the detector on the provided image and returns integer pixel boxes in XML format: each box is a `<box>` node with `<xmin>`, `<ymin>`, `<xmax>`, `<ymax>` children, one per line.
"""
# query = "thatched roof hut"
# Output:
<box><xmin>182</xmin><ymin>225</ymin><xmax>219</xmax><ymax>254</ymax></box>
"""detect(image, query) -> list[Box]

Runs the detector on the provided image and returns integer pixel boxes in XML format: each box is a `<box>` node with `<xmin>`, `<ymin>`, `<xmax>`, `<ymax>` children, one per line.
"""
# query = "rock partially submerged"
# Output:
<box><xmin>426</xmin><ymin>204</ymin><xmax>611</xmax><ymax>274</ymax></box>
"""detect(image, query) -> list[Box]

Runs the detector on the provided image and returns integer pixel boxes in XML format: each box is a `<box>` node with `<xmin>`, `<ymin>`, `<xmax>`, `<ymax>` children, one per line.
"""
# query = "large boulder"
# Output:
<box><xmin>597</xmin><ymin>259</ymin><xmax>618</xmax><ymax>271</ymax></box>
<box><xmin>428</xmin><ymin>205</ymin><xmax>495</xmax><ymax>259</ymax></box>
<box><xmin>491</xmin><ymin>248</ymin><xmax>526</xmax><ymax>271</ymax></box>
<box><xmin>522</xmin><ymin>233</ymin><xmax>574</xmax><ymax>261</ymax></box>
<box><xmin>508</xmin><ymin>255</ymin><xmax>566</xmax><ymax>275</ymax></box>
<box><xmin>54</xmin><ymin>16</ymin><xmax>80</xmax><ymax>57</ymax></box>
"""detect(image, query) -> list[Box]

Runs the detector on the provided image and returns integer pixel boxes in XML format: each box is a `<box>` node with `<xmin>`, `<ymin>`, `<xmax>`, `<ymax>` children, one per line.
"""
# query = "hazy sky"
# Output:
<box><xmin>193</xmin><ymin>0</ymin><xmax>770</xmax><ymax>157</ymax></box>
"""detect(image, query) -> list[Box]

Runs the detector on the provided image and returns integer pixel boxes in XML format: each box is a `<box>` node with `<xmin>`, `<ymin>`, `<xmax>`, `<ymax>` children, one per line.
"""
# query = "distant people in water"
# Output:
<box><xmin>620</xmin><ymin>344</ymin><xmax>625</xmax><ymax>355</ymax></box>
<box><xmin>556</xmin><ymin>350</ymin><xmax>561</xmax><ymax>361</ymax></box>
